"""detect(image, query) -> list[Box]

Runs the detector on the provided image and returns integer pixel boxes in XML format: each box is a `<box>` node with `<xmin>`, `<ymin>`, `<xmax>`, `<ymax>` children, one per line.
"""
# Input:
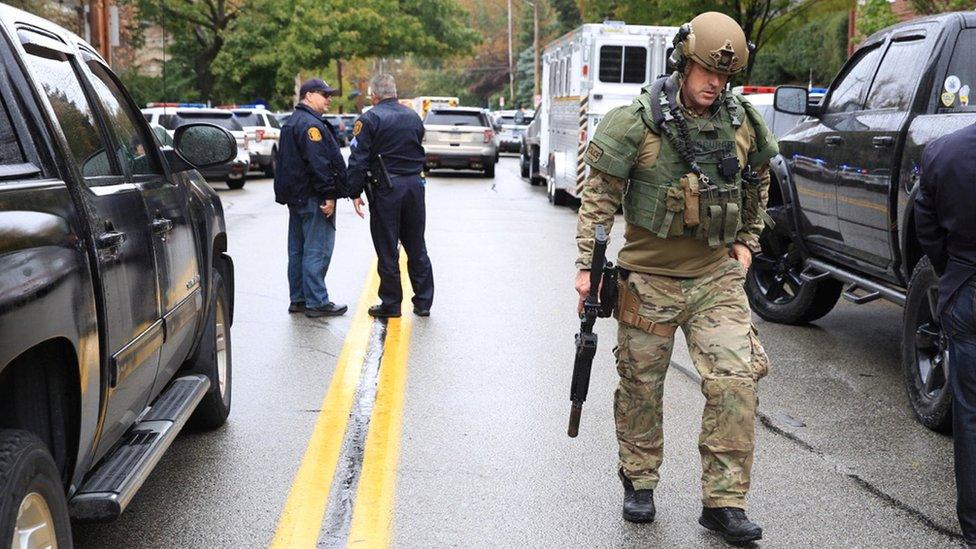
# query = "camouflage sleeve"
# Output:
<box><xmin>736</xmin><ymin>162</ymin><xmax>770</xmax><ymax>254</ymax></box>
<box><xmin>576</xmin><ymin>168</ymin><xmax>626</xmax><ymax>269</ymax></box>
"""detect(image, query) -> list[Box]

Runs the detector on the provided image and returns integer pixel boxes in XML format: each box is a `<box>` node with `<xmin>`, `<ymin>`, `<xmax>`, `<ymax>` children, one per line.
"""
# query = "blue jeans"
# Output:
<box><xmin>287</xmin><ymin>198</ymin><xmax>336</xmax><ymax>308</ymax></box>
<box><xmin>942</xmin><ymin>278</ymin><xmax>976</xmax><ymax>544</ymax></box>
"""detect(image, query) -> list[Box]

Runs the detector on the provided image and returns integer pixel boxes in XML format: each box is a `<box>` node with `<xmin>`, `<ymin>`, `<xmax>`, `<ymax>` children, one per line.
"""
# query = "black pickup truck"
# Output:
<box><xmin>751</xmin><ymin>12</ymin><xmax>976</xmax><ymax>433</ymax></box>
<box><xmin>0</xmin><ymin>5</ymin><xmax>238</xmax><ymax>545</ymax></box>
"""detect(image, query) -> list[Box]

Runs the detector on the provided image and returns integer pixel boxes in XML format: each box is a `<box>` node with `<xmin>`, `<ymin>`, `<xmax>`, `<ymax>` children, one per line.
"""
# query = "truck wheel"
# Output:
<box><xmin>0</xmin><ymin>430</ymin><xmax>73</xmax><ymax>549</ymax></box>
<box><xmin>187</xmin><ymin>267</ymin><xmax>233</xmax><ymax>430</ymax></box>
<box><xmin>903</xmin><ymin>256</ymin><xmax>952</xmax><ymax>433</ymax></box>
<box><xmin>745</xmin><ymin>228</ymin><xmax>843</xmax><ymax>325</ymax></box>
<box><xmin>520</xmin><ymin>154</ymin><xmax>529</xmax><ymax>178</ymax></box>
<box><xmin>547</xmin><ymin>177</ymin><xmax>571</xmax><ymax>206</ymax></box>
<box><xmin>484</xmin><ymin>162</ymin><xmax>495</xmax><ymax>178</ymax></box>
<box><xmin>226</xmin><ymin>176</ymin><xmax>246</xmax><ymax>190</ymax></box>
<box><xmin>263</xmin><ymin>149</ymin><xmax>277</xmax><ymax>178</ymax></box>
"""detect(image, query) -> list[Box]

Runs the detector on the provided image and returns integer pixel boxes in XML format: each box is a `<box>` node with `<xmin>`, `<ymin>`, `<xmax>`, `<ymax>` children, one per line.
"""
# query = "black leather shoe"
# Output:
<box><xmin>305</xmin><ymin>302</ymin><xmax>348</xmax><ymax>318</ymax></box>
<box><xmin>368</xmin><ymin>305</ymin><xmax>401</xmax><ymax>318</ymax></box>
<box><xmin>619</xmin><ymin>469</ymin><xmax>655</xmax><ymax>523</ymax></box>
<box><xmin>288</xmin><ymin>301</ymin><xmax>305</xmax><ymax>313</ymax></box>
<box><xmin>699</xmin><ymin>506</ymin><xmax>762</xmax><ymax>544</ymax></box>
<box><xmin>413</xmin><ymin>307</ymin><xmax>430</xmax><ymax>317</ymax></box>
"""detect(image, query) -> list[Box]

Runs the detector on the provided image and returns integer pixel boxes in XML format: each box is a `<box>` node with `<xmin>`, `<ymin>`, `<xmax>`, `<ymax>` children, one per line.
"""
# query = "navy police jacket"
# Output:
<box><xmin>347</xmin><ymin>98</ymin><xmax>425</xmax><ymax>198</ymax></box>
<box><xmin>916</xmin><ymin>123</ymin><xmax>976</xmax><ymax>315</ymax></box>
<box><xmin>274</xmin><ymin>103</ymin><xmax>347</xmax><ymax>206</ymax></box>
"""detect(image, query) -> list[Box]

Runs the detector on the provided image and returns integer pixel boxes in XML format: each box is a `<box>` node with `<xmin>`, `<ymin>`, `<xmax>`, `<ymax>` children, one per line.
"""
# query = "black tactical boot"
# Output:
<box><xmin>618</xmin><ymin>468</ymin><xmax>655</xmax><ymax>523</ymax></box>
<box><xmin>699</xmin><ymin>506</ymin><xmax>762</xmax><ymax>544</ymax></box>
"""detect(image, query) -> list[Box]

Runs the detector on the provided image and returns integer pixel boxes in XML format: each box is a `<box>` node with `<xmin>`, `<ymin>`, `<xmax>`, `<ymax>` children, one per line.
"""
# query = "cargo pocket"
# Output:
<box><xmin>651</xmin><ymin>185</ymin><xmax>685</xmax><ymax>238</ymax></box>
<box><xmin>748</xmin><ymin>325</ymin><xmax>770</xmax><ymax>381</ymax></box>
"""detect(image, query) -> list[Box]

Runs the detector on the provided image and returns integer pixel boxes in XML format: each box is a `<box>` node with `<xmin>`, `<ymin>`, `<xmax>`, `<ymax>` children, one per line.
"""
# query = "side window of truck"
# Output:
<box><xmin>83</xmin><ymin>58</ymin><xmax>163</xmax><ymax>177</ymax></box>
<box><xmin>0</xmin><ymin>94</ymin><xmax>27</xmax><ymax>167</ymax></box>
<box><xmin>825</xmin><ymin>44</ymin><xmax>883</xmax><ymax>114</ymax></box>
<box><xmin>599</xmin><ymin>46</ymin><xmax>648</xmax><ymax>84</ymax></box>
<box><xmin>23</xmin><ymin>48</ymin><xmax>119</xmax><ymax>183</ymax></box>
<box><xmin>941</xmin><ymin>29</ymin><xmax>976</xmax><ymax>111</ymax></box>
<box><xmin>865</xmin><ymin>38</ymin><xmax>927</xmax><ymax>111</ymax></box>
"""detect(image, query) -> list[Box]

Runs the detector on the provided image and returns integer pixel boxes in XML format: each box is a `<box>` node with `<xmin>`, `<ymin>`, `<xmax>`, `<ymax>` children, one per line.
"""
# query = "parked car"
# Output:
<box><xmin>520</xmin><ymin>116</ymin><xmax>544</xmax><ymax>184</ymax></box>
<box><xmin>0</xmin><ymin>5</ymin><xmax>237</xmax><ymax>546</ymax></box>
<box><xmin>323</xmin><ymin>114</ymin><xmax>347</xmax><ymax>146</ymax></box>
<box><xmin>422</xmin><ymin>107</ymin><xmax>498</xmax><ymax>177</ymax></box>
<box><xmin>756</xmin><ymin>12</ymin><xmax>976</xmax><ymax>433</ymax></box>
<box><xmin>493</xmin><ymin>109</ymin><xmax>534</xmax><ymax>152</ymax></box>
<box><xmin>232</xmin><ymin>105</ymin><xmax>281</xmax><ymax>177</ymax></box>
<box><xmin>143</xmin><ymin>105</ymin><xmax>251</xmax><ymax>189</ymax></box>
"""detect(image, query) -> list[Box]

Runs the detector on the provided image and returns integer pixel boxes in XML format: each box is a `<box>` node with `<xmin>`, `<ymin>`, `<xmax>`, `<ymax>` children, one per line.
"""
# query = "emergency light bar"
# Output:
<box><xmin>145</xmin><ymin>102</ymin><xmax>207</xmax><ymax>108</ymax></box>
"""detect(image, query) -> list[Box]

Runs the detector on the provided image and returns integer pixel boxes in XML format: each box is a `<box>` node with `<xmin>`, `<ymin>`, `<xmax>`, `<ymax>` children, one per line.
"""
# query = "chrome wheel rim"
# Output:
<box><xmin>215</xmin><ymin>298</ymin><xmax>228</xmax><ymax>399</ymax></box>
<box><xmin>14</xmin><ymin>492</ymin><xmax>57</xmax><ymax>549</ymax></box>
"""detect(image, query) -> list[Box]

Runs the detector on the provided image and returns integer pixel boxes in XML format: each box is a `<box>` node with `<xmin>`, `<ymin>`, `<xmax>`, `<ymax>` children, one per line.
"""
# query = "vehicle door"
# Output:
<box><xmin>19</xmin><ymin>30</ymin><xmax>161</xmax><ymax>458</ymax></box>
<box><xmin>834</xmin><ymin>29</ymin><xmax>931</xmax><ymax>272</ymax></box>
<box><xmin>79</xmin><ymin>52</ymin><xmax>203</xmax><ymax>400</ymax></box>
<box><xmin>790</xmin><ymin>43</ymin><xmax>883</xmax><ymax>253</ymax></box>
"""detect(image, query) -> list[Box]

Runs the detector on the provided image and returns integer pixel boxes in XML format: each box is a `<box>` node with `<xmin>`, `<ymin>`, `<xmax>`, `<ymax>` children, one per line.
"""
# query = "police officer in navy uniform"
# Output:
<box><xmin>274</xmin><ymin>78</ymin><xmax>348</xmax><ymax>318</ymax></box>
<box><xmin>347</xmin><ymin>74</ymin><xmax>434</xmax><ymax>318</ymax></box>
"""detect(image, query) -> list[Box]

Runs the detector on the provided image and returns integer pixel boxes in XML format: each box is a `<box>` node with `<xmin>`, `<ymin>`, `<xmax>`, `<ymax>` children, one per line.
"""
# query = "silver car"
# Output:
<box><xmin>423</xmin><ymin>107</ymin><xmax>498</xmax><ymax>178</ymax></box>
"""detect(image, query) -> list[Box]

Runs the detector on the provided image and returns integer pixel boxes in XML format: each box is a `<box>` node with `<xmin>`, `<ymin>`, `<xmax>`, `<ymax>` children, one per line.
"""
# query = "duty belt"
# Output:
<box><xmin>615</xmin><ymin>279</ymin><xmax>678</xmax><ymax>338</ymax></box>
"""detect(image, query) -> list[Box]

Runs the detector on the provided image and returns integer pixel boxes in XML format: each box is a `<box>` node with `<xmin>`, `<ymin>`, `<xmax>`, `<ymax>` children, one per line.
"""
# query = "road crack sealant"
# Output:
<box><xmin>320</xmin><ymin>319</ymin><xmax>388</xmax><ymax>547</ymax></box>
<box><xmin>668</xmin><ymin>360</ymin><xmax>963</xmax><ymax>542</ymax></box>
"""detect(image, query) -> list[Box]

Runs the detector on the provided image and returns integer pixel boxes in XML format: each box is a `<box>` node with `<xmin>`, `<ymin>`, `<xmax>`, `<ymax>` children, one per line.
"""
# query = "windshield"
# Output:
<box><xmin>233</xmin><ymin>111</ymin><xmax>263</xmax><ymax>126</ymax></box>
<box><xmin>174</xmin><ymin>113</ymin><xmax>243</xmax><ymax>131</ymax></box>
<box><xmin>425</xmin><ymin>111</ymin><xmax>486</xmax><ymax>127</ymax></box>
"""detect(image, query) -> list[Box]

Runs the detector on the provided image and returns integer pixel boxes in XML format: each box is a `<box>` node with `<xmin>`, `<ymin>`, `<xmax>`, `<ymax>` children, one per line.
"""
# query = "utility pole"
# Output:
<box><xmin>508</xmin><ymin>0</ymin><xmax>514</xmax><ymax>106</ymax></box>
<box><xmin>532</xmin><ymin>0</ymin><xmax>539</xmax><ymax>101</ymax></box>
<box><xmin>90</xmin><ymin>0</ymin><xmax>112</xmax><ymax>63</ymax></box>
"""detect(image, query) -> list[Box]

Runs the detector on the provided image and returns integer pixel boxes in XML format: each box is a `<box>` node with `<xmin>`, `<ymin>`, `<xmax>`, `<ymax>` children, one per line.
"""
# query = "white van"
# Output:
<box><xmin>538</xmin><ymin>22</ymin><xmax>677</xmax><ymax>205</ymax></box>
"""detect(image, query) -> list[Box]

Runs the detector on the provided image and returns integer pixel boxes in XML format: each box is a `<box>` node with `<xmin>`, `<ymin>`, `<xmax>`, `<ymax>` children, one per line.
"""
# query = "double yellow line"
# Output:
<box><xmin>271</xmin><ymin>260</ymin><xmax>412</xmax><ymax>548</ymax></box>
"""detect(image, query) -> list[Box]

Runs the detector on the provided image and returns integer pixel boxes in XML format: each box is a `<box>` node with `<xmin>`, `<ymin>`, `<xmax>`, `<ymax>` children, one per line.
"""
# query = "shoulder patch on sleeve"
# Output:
<box><xmin>353</xmin><ymin>120</ymin><xmax>363</xmax><ymax>136</ymax></box>
<box><xmin>584</xmin><ymin>104</ymin><xmax>647</xmax><ymax>179</ymax></box>
<box><xmin>585</xmin><ymin>142</ymin><xmax>604</xmax><ymax>163</ymax></box>
<box><xmin>308</xmin><ymin>127</ymin><xmax>322</xmax><ymax>142</ymax></box>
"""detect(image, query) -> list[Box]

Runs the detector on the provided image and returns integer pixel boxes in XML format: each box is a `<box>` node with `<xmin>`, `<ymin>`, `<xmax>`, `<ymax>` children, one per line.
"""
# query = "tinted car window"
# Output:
<box><xmin>268</xmin><ymin>114</ymin><xmax>281</xmax><ymax>129</ymax></box>
<box><xmin>865</xmin><ymin>39</ymin><xmax>926</xmax><ymax>110</ymax></box>
<box><xmin>826</xmin><ymin>44</ymin><xmax>882</xmax><ymax>114</ymax></box>
<box><xmin>86</xmin><ymin>60</ymin><xmax>162</xmax><ymax>176</ymax></box>
<box><xmin>143</xmin><ymin>113</ymin><xmax>151</xmax><ymax>122</ymax></box>
<box><xmin>425</xmin><ymin>111</ymin><xmax>486</xmax><ymax>126</ymax></box>
<box><xmin>0</xmin><ymin>95</ymin><xmax>26</xmax><ymax>166</ymax></box>
<box><xmin>233</xmin><ymin>111</ymin><xmax>262</xmax><ymax>126</ymax></box>
<box><xmin>941</xmin><ymin>29</ymin><xmax>976</xmax><ymax>111</ymax></box>
<box><xmin>25</xmin><ymin>50</ymin><xmax>117</xmax><ymax>180</ymax></box>
<box><xmin>158</xmin><ymin>114</ymin><xmax>176</xmax><ymax>129</ymax></box>
<box><xmin>174</xmin><ymin>113</ymin><xmax>242</xmax><ymax>131</ymax></box>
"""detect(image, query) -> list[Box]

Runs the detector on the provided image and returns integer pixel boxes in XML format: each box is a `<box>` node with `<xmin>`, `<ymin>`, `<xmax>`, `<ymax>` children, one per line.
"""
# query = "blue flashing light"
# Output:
<box><xmin>808</xmin><ymin>87</ymin><xmax>827</xmax><ymax>94</ymax></box>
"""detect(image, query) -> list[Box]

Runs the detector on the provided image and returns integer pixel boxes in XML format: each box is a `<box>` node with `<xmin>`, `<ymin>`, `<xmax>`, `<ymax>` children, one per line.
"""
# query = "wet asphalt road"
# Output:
<box><xmin>73</xmin><ymin>156</ymin><xmax>962</xmax><ymax>547</ymax></box>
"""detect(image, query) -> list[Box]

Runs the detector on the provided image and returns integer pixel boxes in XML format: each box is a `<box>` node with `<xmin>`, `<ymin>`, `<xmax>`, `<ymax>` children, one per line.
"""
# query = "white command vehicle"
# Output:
<box><xmin>539</xmin><ymin>22</ymin><xmax>677</xmax><ymax>205</ymax></box>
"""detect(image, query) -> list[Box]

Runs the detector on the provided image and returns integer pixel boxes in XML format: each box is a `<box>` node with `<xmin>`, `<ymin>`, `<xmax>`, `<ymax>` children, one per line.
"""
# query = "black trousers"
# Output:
<box><xmin>943</xmin><ymin>278</ymin><xmax>976</xmax><ymax>545</ymax></box>
<box><xmin>368</xmin><ymin>175</ymin><xmax>434</xmax><ymax>311</ymax></box>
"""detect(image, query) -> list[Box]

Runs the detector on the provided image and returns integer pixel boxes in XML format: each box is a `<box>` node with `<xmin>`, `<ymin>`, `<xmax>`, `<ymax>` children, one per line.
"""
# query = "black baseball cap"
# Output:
<box><xmin>299</xmin><ymin>78</ymin><xmax>338</xmax><ymax>97</ymax></box>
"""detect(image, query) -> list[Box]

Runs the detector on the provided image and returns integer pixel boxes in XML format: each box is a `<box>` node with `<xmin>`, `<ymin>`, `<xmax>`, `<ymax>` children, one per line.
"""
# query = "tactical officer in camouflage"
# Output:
<box><xmin>574</xmin><ymin>12</ymin><xmax>776</xmax><ymax>544</ymax></box>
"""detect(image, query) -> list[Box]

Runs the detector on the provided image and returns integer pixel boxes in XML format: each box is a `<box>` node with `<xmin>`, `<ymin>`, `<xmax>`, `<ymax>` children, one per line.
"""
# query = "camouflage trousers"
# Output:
<box><xmin>614</xmin><ymin>258</ymin><xmax>769</xmax><ymax>509</ymax></box>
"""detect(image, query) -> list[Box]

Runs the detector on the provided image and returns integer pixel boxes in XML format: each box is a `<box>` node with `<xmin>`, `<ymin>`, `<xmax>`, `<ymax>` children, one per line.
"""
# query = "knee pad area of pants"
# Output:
<box><xmin>699</xmin><ymin>376</ymin><xmax>757</xmax><ymax>451</ymax></box>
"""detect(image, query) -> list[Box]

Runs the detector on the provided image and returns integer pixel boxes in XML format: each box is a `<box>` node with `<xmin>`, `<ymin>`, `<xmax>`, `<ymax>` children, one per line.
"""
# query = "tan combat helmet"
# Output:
<box><xmin>676</xmin><ymin>12</ymin><xmax>749</xmax><ymax>75</ymax></box>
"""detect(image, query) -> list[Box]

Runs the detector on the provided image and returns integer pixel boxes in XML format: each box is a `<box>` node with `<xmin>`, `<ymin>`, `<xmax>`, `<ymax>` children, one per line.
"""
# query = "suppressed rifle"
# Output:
<box><xmin>568</xmin><ymin>224</ymin><xmax>617</xmax><ymax>437</ymax></box>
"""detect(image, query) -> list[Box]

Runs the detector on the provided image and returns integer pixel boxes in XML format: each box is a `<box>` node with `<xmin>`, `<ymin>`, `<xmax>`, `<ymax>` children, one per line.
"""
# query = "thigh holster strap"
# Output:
<box><xmin>615</xmin><ymin>280</ymin><xmax>678</xmax><ymax>338</ymax></box>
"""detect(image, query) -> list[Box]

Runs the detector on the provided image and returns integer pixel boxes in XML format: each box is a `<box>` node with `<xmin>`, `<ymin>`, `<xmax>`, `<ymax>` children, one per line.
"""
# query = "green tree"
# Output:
<box><xmin>909</xmin><ymin>0</ymin><xmax>973</xmax><ymax>14</ymax></box>
<box><xmin>854</xmin><ymin>0</ymin><xmax>899</xmax><ymax>44</ymax></box>
<box><xmin>751</xmin><ymin>9</ymin><xmax>849</xmax><ymax>86</ymax></box>
<box><xmin>212</xmin><ymin>0</ymin><xmax>479</xmax><ymax>106</ymax></box>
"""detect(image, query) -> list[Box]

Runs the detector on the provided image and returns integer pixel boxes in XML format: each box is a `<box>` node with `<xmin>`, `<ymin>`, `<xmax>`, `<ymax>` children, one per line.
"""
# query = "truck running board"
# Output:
<box><xmin>800</xmin><ymin>258</ymin><xmax>906</xmax><ymax>307</ymax></box>
<box><xmin>69</xmin><ymin>375</ymin><xmax>210</xmax><ymax>522</ymax></box>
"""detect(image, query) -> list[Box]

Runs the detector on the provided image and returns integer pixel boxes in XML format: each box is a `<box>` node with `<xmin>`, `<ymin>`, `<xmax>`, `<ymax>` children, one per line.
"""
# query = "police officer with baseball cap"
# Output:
<box><xmin>274</xmin><ymin>78</ymin><xmax>348</xmax><ymax>318</ymax></box>
<box><xmin>347</xmin><ymin>73</ymin><xmax>434</xmax><ymax>318</ymax></box>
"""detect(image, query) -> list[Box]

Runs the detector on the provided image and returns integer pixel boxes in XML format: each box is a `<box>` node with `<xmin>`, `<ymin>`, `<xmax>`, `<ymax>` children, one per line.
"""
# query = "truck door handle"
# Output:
<box><xmin>96</xmin><ymin>231</ymin><xmax>126</xmax><ymax>249</ymax></box>
<box><xmin>151</xmin><ymin>217</ymin><xmax>174</xmax><ymax>234</ymax></box>
<box><xmin>873</xmin><ymin>136</ymin><xmax>894</xmax><ymax>148</ymax></box>
<box><xmin>825</xmin><ymin>136</ymin><xmax>844</xmax><ymax>146</ymax></box>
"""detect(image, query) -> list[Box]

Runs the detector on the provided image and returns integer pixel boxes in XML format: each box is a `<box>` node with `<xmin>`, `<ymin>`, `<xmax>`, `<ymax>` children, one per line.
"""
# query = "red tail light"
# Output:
<box><xmin>483</xmin><ymin>129</ymin><xmax>494</xmax><ymax>143</ymax></box>
<box><xmin>255</xmin><ymin>129</ymin><xmax>265</xmax><ymax>143</ymax></box>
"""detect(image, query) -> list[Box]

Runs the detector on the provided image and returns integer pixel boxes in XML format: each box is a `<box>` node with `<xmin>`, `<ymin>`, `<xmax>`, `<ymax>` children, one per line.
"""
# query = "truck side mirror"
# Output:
<box><xmin>172</xmin><ymin>123</ymin><xmax>237</xmax><ymax>168</ymax></box>
<box><xmin>774</xmin><ymin>86</ymin><xmax>809</xmax><ymax>116</ymax></box>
